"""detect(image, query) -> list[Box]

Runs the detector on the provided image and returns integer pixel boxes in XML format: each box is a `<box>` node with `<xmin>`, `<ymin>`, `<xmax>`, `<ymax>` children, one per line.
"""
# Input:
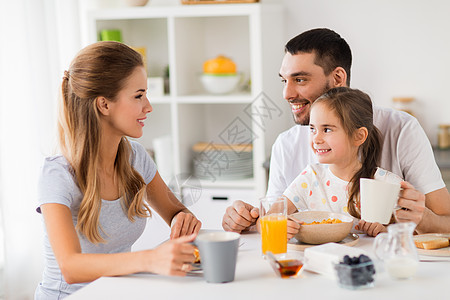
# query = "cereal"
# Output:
<box><xmin>193</xmin><ymin>247</ymin><xmax>201</xmax><ymax>263</ymax></box>
<box><xmin>304</xmin><ymin>218</ymin><xmax>342</xmax><ymax>225</ymax></box>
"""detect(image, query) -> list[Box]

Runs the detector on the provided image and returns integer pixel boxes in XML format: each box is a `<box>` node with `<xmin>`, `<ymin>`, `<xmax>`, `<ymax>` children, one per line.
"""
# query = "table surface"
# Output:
<box><xmin>68</xmin><ymin>232</ymin><xmax>450</xmax><ymax>300</ymax></box>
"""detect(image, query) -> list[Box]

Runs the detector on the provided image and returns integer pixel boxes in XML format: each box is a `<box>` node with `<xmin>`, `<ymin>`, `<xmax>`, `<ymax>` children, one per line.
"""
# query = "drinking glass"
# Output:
<box><xmin>260</xmin><ymin>195</ymin><xmax>287</xmax><ymax>255</ymax></box>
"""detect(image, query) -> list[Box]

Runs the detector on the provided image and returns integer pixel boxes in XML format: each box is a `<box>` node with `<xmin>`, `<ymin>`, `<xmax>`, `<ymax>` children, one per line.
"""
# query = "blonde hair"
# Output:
<box><xmin>59</xmin><ymin>41</ymin><xmax>151</xmax><ymax>243</ymax></box>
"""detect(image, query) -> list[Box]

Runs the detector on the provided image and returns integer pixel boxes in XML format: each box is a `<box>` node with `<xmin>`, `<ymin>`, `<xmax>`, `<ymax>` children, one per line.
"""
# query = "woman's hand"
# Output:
<box><xmin>356</xmin><ymin>220</ymin><xmax>387</xmax><ymax>237</ymax></box>
<box><xmin>146</xmin><ymin>234</ymin><xmax>197</xmax><ymax>276</ymax></box>
<box><xmin>170</xmin><ymin>212</ymin><xmax>202</xmax><ymax>239</ymax></box>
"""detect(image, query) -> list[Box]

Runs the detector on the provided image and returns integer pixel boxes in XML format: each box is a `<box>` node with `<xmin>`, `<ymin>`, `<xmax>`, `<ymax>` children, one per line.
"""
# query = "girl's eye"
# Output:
<box><xmin>135</xmin><ymin>94</ymin><xmax>143</xmax><ymax>99</ymax></box>
<box><xmin>310</xmin><ymin>127</ymin><xmax>316</xmax><ymax>134</ymax></box>
<box><xmin>324</xmin><ymin>128</ymin><xmax>332</xmax><ymax>133</ymax></box>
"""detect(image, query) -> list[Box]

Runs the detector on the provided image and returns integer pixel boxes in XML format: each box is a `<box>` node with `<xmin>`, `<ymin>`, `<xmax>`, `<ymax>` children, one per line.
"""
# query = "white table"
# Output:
<box><xmin>68</xmin><ymin>232</ymin><xmax>450</xmax><ymax>300</ymax></box>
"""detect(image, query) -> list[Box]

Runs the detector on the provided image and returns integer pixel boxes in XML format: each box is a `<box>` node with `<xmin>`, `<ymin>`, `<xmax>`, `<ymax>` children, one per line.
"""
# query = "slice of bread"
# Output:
<box><xmin>414</xmin><ymin>236</ymin><xmax>450</xmax><ymax>250</ymax></box>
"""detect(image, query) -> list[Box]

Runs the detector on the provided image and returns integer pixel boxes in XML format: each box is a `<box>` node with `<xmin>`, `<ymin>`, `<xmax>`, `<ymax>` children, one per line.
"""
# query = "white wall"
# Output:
<box><xmin>2</xmin><ymin>0</ymin><xmax>448</xmax><ymax>298</ymax></box>
<box><xmin>280</xmin><ymin>0</ymin><xmax>450</xmax><ymax>145</ymax></box>
<box><xmin>77</xmin><ymin>0</ymin><xmax>450</xmax><ymax>143</ymax></box>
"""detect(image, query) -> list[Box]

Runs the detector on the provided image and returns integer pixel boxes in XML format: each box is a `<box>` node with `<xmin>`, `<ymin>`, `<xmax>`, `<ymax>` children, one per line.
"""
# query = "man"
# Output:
<box><xmin>222</xmin><ymin>28</ymin><xmax>450</xmax><ymax>235</ymax></box>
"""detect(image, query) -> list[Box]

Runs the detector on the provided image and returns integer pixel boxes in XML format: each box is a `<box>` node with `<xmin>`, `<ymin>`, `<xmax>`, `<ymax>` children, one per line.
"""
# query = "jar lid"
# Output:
<box><xmin>393</xmin><ymin>97</ymin><xmax>414</xmax><ymax>103</ymax></box>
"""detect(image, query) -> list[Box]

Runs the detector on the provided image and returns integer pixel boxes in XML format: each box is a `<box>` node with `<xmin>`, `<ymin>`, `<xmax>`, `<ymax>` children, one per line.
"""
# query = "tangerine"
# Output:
<box><xmin>203</xmin><ymin>55</ymin><xmax>236</xmax><ymax>74</ymax></box>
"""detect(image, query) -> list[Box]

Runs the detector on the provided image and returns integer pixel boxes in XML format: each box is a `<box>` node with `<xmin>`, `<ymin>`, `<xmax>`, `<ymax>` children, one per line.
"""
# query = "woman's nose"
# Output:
<box><xmin>144</xmin><ymin>96</ymin><xmax>152</xmax><ymax>113</ymax></box>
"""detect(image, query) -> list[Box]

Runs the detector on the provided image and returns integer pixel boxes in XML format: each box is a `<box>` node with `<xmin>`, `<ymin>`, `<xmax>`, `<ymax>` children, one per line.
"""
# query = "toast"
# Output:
<box><xmin>414</xmin><ymin>236</ymin><xmax>450</xmax><ymax>250</ymax></box>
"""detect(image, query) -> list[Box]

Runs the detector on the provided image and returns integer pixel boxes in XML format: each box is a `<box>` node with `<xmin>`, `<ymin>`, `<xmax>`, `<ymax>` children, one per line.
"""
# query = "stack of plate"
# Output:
<box><xmin>192</xmin><ymin>142</ymin><xmax>253</xmax><ymax>181</ymax></box>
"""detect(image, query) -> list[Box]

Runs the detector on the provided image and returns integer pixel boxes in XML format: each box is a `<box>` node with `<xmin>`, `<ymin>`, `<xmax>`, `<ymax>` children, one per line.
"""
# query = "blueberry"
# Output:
<box><xmin>359</xmin><ymin>254</ymin><xmax>371</xmax><ymax>263</ymax></box>
<box><xmin>343</xmin><ymin>255</ymin><xmax>351</xmax><ymax>265</ymax></box>
<box><xmin>351</xmin><ymin>256</ymin><xmax>360</xmax><ymax>265</ymax></box>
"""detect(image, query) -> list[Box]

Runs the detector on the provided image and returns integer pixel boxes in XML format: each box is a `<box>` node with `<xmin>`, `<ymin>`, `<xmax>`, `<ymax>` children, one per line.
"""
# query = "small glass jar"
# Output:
<box><xmin>393</xmin><ymin>97</ymin><xmax>415</xmax><ymax>116</ymax></box>
<box><xmin>334</xmin><ymin>255</ymin><xmax>376</xmax><ymax>290</ymax></box>
<box><xmin>438</xmin><ymin>124</ymin><xmax>450</xmax><ymax>149</ymax></box>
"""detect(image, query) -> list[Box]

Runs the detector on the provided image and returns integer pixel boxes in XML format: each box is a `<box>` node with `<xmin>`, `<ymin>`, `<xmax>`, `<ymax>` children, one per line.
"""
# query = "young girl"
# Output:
<box><xmin>35</xmin><ymin>41</ymin><xmax>201</xmax><ymax>299</ymax></box>
<box><xmin>284</xmin><ymin>87</ymin><xmax>402</xmax><ymax>238</ymax></box>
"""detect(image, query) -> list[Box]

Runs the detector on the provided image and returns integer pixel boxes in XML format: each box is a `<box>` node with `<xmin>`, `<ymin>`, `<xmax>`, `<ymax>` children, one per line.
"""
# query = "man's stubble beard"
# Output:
<box><xmin>293</xmin><ymin>112</ymin><xmax>310</xmax><ymax>126</ymax></box>
<box><xmin>292</xmin><ymin>81</ymin><xmax>331</xmax><ymax>125</ymax></box>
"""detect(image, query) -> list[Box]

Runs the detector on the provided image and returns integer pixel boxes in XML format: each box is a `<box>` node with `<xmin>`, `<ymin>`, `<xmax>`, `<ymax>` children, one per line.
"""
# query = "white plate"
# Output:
<box><xmin>288</xmin><ymin>233</ymin><xmax>359</xmax><ymax>251</ymax></box>
<box><xmin>414</xmin><ymin>233</ymin><xmax>450</xmax><ymax>257</ymax></box>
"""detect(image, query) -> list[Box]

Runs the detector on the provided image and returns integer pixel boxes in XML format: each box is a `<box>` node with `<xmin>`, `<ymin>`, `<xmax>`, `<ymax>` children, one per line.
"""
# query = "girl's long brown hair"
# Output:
<box><xmin>313</xmin><ymin>87</ymin><xmax>382</xmax><ymax>219</ymax></box>
<box><xmin>59</xmin><ymin>41</ymin><xmax>151</xmax><ymax>243</ymax></box>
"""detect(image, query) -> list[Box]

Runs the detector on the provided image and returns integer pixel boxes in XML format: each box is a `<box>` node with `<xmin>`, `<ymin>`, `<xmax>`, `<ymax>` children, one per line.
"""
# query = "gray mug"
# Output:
<box><xmin>195</xmin><ymin>231</ymin><xmax>240</xmax><ymax>283</ymax></box>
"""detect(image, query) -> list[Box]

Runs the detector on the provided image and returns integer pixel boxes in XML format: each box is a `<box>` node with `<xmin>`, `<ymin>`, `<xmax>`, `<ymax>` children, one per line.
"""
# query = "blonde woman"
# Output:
<box><xmin>35</xmin><ymin>41</ymin><xmax>201</xmax><ymax>299</ymax></box>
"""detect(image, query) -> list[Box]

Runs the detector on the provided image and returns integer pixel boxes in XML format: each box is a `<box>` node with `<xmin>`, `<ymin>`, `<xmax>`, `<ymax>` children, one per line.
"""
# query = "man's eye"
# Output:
<box><xmin>280</xmin><ymin>78</ymin><xmax>287</xmax><ymax>84</ymax></box>
<box><xmin>296</xmin><ymin>78</ymin><xmax>305</xmax><ymax>83</ymax></box>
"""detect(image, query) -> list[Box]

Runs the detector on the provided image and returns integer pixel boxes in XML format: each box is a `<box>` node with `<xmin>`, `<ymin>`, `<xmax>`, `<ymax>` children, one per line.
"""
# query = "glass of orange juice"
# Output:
<box><xmin>260</xmin><ymin>195</ymin><xmax>287</xmax><ymax>255</ymax></box>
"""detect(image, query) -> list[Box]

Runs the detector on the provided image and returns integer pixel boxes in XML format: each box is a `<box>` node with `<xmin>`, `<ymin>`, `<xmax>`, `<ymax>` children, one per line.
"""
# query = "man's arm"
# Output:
<box><xmin>419</xmin><ymin>187</ymin><xmax>450</xmax><ymax>233</ymax></box>
<box><xmin>380</xmin><ymin>110</ymin><xmax>449</xmax><ymax>232</ymax></box>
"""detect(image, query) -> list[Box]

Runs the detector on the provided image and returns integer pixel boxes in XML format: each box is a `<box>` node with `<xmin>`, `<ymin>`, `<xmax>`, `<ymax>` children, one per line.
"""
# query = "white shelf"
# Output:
<box><xmin>82</xmin><ymin>3</ymin><xmax>285</xmax><ymax>199</ymax></box>
<box><xmin>86</xmin><ymin>4</ymin><xmax>272</xmax><ymax>20</ymax></box>
<box><xmin>176</xmin><ymin>93</ymin><xmax>253</xmax><ymax>104</ymax></box>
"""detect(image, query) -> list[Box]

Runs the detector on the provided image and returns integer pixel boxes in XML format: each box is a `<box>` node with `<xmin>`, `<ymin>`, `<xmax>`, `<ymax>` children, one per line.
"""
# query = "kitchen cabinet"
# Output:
<box><xmin>81</xmin><ymin>3</ymin><xmax>286</xmax><ymax>235</ymax></box>
<box><xmin>434</xmin><ymin>148</ymin><xmax>450</xmax><ymax>187</ymax></box>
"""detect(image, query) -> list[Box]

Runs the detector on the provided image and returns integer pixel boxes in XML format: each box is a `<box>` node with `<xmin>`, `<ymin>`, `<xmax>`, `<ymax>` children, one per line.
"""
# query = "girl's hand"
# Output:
<box><xmin>356</xmin><ymin>220</ymin><xmax>387</xmax><ymax>237</ymax></box>
<box><xmin>287</xmin><ymin>217</ymin><xmax>302</xmax><ymax>240</ymax></box>
<box><xmin>146</xmin><ymin>234</ymin><xmax>197</xmax><ymax>276</ymax></box>
<box><xmin>170</xmin><ymin>212</ymin><xmax>202</xmax><ymax>239</ymax></box>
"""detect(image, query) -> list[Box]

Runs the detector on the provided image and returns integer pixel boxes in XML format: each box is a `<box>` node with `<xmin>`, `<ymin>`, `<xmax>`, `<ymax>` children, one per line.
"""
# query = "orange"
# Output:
<box><xmin>203</xmin><ymin>55</ymin><xmax>236</xmax><ymax>74</ymax></box>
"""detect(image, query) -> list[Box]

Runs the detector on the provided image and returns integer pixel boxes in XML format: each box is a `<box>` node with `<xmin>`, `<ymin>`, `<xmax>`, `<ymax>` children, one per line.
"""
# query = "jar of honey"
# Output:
<box><xmin>438</xmin><ymin>124</ymin><xmax>450</xmax><ymax>149</ymax></box>
<box><xmin>393</xmin><ymin>97</ymin><xmax>415</xmax><ymax>116</ymax></box>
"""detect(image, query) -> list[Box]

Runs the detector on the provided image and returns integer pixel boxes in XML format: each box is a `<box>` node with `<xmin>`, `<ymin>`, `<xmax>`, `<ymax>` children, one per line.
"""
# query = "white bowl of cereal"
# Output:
<box><xmin>290</xmin><ymin>211</ymin><xmax>353</xmax><ymax>244</ymax></box>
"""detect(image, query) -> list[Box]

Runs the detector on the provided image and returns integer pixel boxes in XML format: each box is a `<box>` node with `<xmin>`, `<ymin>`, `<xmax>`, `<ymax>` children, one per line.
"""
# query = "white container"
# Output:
<box><xmin>304</xmin><ymin>243</ymin><xmax>369</xmax><ymax>278</ymax></box>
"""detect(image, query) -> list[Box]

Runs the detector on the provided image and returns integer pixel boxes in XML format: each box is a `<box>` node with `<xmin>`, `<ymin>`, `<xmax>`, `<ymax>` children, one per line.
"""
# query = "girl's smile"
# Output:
<box><xmin>314</xmin><ymin>148</ymin><xmax>331</xmax><ymax>155</ymax></box>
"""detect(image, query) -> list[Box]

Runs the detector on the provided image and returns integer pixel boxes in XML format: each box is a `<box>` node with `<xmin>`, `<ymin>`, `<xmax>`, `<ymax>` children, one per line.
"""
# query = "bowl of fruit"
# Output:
<box><xmin>201</xmin><ymin>55</ymin><xmax>240</xmax><ymax>94</ymax></box>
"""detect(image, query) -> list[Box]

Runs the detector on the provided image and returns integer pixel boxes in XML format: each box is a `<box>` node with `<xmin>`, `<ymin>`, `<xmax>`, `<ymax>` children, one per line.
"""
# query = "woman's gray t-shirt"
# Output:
<box><xmin>35</xmin><ymin>140</ymin><xmax>157</xmax><ymax>299</ymax></box>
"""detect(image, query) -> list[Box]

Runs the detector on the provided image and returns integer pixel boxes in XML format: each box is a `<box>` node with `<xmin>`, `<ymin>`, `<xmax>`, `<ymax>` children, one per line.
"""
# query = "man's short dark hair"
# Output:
<box><xmin>285</xmin><ymin>28</ymin><xmax>352</xmax><ymax>86</ymax></box>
